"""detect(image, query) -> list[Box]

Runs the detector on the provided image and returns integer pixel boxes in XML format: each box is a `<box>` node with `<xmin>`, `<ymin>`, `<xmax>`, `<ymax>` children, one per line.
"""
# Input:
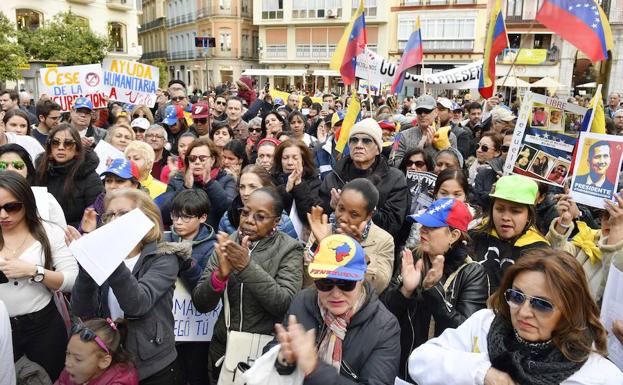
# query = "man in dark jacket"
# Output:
<box><xmin>320</xmin><ymin>118</ymin><xmax>408</xmax><ymax>235</ymax></box>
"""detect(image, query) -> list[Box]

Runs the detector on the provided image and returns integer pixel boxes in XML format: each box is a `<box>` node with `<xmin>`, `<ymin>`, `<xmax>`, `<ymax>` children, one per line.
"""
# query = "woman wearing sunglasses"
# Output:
<box><xmin>131</xmin><ymin>104</ymin><xmax>154</xmax><ymax>125</ymax></box>
<box><xmin>70</xmin><ymin>189</ymin><xmax>185</xmax><ymax>384</ymax></box>
<box><xmin>34</xmin><ymin>124</ymin><xmax>104</xmax><ymax>228</ymax></box>
<box><xmin>56</xmin><ymin>318</ymin><xmax>138</xmax><ymax>385</ymax></box>
<box><xmin>0</xmin><ymin>143</ymin><xmax>66</xmax><ymax>226</ymax></box>
<box><xmin>467</xmin><ymin>131</ymin><xmax>503</xmax><ymax>186</ymax></box>
<box><xmin>398</xmin><ymin>148</ymin><xmax>434</xmax><ymax>174</ymax></box>
<box><xmin>382</xmin><ymin>197</ymin><xmax>487</xmax><ymax>381</ymax></box>
<box><xmin>192</xmin><ymin>187</ymin><xmax>303</xmax><ymax>383</ymax></box>
<box><xmin>273</xmin><ymin>234</ymin><xmax>400</xmax><ymax>384</ymax></box>
<box><xmin>409</xmin><ymin>249</ymin><xmax>622</xmax><ymax>385</ymax></box>
<box><xmin>0</xmin><ymin>172</ymin><xmax>78</xmax><ymax>381</ymax></box>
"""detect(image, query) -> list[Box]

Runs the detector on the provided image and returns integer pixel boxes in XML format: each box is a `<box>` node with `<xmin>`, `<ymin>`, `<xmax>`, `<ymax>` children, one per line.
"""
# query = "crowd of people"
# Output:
<box><xmin>0</xmin><ymin>79</ymin><xmax>622</xmax><ymax>385</ymax></box>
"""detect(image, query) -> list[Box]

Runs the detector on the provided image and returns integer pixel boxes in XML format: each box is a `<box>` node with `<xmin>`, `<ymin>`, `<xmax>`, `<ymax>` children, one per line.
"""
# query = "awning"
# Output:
<box><xmin>576</xmin><ymin>82</ymin><xmax>597</xmax><ymax>88</ymax></box>
<box><xmin>497</xmin><ymin>75</ymin><xmax>531</xmax><ymax>88</ymax></box>
<box><xmin>312</xmin><ymin>70</ymin><xmax>340</xmax><ymax>77</ymax></box>
<box><xmin>530</xmin><ymin>77</ymin><xmax>563</xmax><ymax>88</ymax></box>
<box><xmin>241</xmin><ymin>69</ymin><xmax>307</xmax><ymax>77</ymax></box>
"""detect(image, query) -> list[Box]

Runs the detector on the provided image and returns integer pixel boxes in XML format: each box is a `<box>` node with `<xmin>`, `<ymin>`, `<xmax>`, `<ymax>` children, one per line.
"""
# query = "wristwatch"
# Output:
<box><xmin>33</xmin><ymin>265</ymin><xmax>45</xmax><ymax>283</ymax></box>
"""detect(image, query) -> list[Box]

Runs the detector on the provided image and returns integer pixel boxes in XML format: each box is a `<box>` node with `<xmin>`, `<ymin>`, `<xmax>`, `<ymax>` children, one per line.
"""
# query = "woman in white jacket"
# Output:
<box><xmin>409</xmin><ymin>248</ymin><xmax>623</xmax><ymax>385</ymax></box>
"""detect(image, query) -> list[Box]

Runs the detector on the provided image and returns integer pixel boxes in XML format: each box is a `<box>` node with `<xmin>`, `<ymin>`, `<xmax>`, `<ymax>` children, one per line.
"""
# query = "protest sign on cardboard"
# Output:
<box><xmin>504</xmin><ymin>92</ymin><xmax>588</xmax><ymax>187</ymax></box>
<box><xmin>40</xmin><ymin>64</ymin><xmax>107</xmax><ymax>111</ymax></box>
<box><xmin>570</xmin><ymin>132</ymin><xmax>623</xmax><ymax>209</ymax></box>
<box><xmin>406</xmin><ymin>171</ymin><xmax>437</xmax><ymax>215</ymax></box>
<box><xmin>172</xmin><ymin>279</ymin><xmax>221</xmax><ymax>342</ymax></box>
<box><xmin>102</xmin><ymin>59</ymin><xmax>159</xmax><ymax>108</ymax></box>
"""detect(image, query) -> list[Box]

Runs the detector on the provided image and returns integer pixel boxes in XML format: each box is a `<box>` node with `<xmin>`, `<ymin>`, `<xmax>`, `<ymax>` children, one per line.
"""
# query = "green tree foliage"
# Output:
<box><xmin>0</xmin><ymin>14</ymin><xmax>28</xmax><ymax>81</ymax></box>
<box><xmin>151</xmin><ymin>59</ymin><xmax>169</xmax><ymax>89</ymax></box>
<box><xmin>18</xmin><ymin>12</ymin><xmax>111</xmax><ymax>65</ymax></box>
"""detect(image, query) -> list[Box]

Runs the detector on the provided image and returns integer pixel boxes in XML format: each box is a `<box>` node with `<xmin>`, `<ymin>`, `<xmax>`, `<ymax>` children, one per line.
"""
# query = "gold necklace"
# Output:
<box><xmin>3</xmin><ymin>233</ymin><xmax>30</xmax><ymax>257</ymax></box>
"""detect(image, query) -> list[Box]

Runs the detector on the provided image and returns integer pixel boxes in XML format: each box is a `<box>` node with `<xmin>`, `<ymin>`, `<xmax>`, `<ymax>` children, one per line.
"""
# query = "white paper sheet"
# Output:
<box><xmin>601</xmin><ymin>263</ymin><xmax>623</xmax><ymax>371</ymax></box>
<box><xmin>394</xmin><ymin>377</ymin><xmax>414</xmax><ymax>385</ymax></box>
<box><xmin>289</xmin><ymin>201</ymin><xmax>303</xmax><ymax>240</ymax></box>
<box><xmin>69</xmin><ymin>208</ymin><xmax>154</xmax><ymax>285</ymax></box>
<box><xmin>93</xmin><ymin>140</ymin><xmax>126</xmax><ymax>175</ymax></box>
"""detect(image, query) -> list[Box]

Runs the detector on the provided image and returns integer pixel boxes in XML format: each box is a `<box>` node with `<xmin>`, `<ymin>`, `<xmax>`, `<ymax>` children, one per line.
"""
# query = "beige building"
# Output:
<box><xmin>252</xmin><ymin>0</ymin><xmax>390</xmax><ymax>93</ymax></box>
<box><xmin>139</xmin><ymin>0</ymin><xmax>168</xmax><ymax>64</ymax></box>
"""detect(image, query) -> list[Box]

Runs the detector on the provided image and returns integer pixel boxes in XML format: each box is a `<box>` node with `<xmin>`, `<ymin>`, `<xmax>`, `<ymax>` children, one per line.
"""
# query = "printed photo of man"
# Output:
<box><xmin>574</xmin><ymin>140</ymin><xmax>614</xmax><ymax>191</ymax></box>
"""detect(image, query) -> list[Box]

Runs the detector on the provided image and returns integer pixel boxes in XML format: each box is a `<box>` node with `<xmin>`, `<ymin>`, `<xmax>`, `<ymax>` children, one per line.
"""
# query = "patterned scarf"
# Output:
<box><xmin>316</xmin><ymin>285</ymin><xmax>367</xmax><ymax>370</ymax></box>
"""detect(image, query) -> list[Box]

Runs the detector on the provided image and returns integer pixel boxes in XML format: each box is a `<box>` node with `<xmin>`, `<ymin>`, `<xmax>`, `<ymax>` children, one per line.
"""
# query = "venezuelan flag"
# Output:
<box><xmin>581</xmin><ymin>92</ymin><xmax>606</xmax><ymax>134</ymax></box>
<box><xmin>391</xmin><ymin>17</ymin><xmax>423</xmax><ymax>95</ymax></box>
<box><xmin>335</xmin><ymin>97</ymin><xmax>362</xmax><ymax>154</ymax></box>
<box><xmin>478</xmin><ymin>0</ymin><xmax>507</xmax><ymax>99</ymax></box>
<box><xmin>536</xmin><ymin>0</ymin><xmax>613</xmax><ymax>63</ymax></box>
<box><xmin>329</xmin><ymin>0</ymin><xmax>367</xmax><ymax>85</ymax></box>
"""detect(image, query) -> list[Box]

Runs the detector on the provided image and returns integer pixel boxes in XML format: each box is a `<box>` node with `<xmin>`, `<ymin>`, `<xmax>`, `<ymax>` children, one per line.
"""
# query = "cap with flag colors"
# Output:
<box><xmin>329</xmin><ymin>0</ymin><xmax>367</xmax><ymax>85</ymax></box>
<box><xmin>335</xmin><ymin>96</ymin><xmax>362</xmax><ymax>154</ymax></box>
<box><xmin>391</xmin><ymin>16</ymin><xmax>423</xmax><ymax>94</ymax></box>
<box><xmin>479</xmin><ymin>0</ymin><xmax>508</xmax><ymax>99</ymax></box>
<box><xmin>308</xmin><ymin>234</ymin><xmax>367</xmax><ymax>281</ymax></box>
<box><xmin>536</xmin><ymin>0</ymin><xmax>613</xmax><ymax>63</ymax></box>
<box><xmin>407</xmin><ymin>197</ymin><xmax>473</xmax><ymax>232</ymax></box>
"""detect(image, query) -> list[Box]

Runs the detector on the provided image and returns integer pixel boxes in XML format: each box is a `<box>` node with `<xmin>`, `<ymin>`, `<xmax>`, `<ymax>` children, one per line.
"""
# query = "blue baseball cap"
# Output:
<box><xmin>100</xmin><ymin>159</ymin><xmax>140</xmax><ymax>180</ymax></box>
<box><xmin>274</xmin><ymin>97</ymin><xmax>284</xmax><ymax>106</ymax></box>
<box><xmin>408</xmin><ymin>197</ymin><xmax>472</xmax><ymax>232</ymax></box>
<box><xmin>308</xmin><ymin>234</ymin><xmax>367</xmax><ymax>281</ymax></box>
<box><xmin>163</xmin><ymin>105</ymin><xmax>182</xmax><ymax>126</ymax></box>
<box><xmin>73</xmin><ymin>97</ymin><xmax>93</xmax><ymax>111</ymax></box>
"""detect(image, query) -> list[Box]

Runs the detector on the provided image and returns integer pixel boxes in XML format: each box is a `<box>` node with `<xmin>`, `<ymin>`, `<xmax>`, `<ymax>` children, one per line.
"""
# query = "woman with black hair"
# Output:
<box><xmin>220</xmin><ymin>140</ymin><xmax>248</xmax><ymax>182</ymax></box>
<box><xmin>34</xmin><ymin>124</ymin><xmax>103</xmax><ymax>228</ymax></box>
<box><xmin>398</xmin><ymin>148</ymin><xmax>434</xmax><ymax>175</ymax></box>
<box><xmin>288</xmin><ymin>111</ymin><xmax>317</xmax><ymax>148</ymax></box>
<box><xmin>0</xmin><ymin>171</ymin><xmax>78</xmax><ymax>381</ymax></box>
<box><xmin>259</xmin><ymin>111</ymin><xmax>288</xmax><ymax>141</ymax></box>
<box><xmin>0</xmin><ymin>143</ymin><xmax>66</xmax><ymax>226</ymax></box>
<box><xmin>209</xmin><ymin>121</ymin><xmax>233</xmax><ymax>152</ymax></box>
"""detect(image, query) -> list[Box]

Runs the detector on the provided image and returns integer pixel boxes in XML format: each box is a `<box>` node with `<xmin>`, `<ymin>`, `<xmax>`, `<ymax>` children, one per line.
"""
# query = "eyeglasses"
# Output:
<box><xmin>47</xmin><ymin>115</ymin><xmax>62</xmax><ymax>121</ymax></box>
<box><xmin>171</xmin><ymin>96</ymin><xmax>186</xmax><ymax>102</ymax></box>
<box><xmin>51</xmin><ymin>139</ymin><xmax>77</xmax><ymax>149</ymax></box>
<box><xmin>71</xmin><ymin>324</ymin><xmax>110</xmax><ymax>355</ymax></box>
<box><xmin>0</xmin><ymin>202</ymin><xmax>24</xmax><ymax>214</ymax></box>
<box><xmin>348</xmin><ymin>136</ymin><xmax>374</xmax><ymax>146</ymax></box>
<box><xmin>406</xmin><ymin>160</ymin><xmax>426</xmax><ymax>168</ymax></box>
<box><xmin>0</xmin><ymin>160</ymin><xmax>25</xmax><ymax>171</ymax></box>
<box><xmin>238</xmin><ymin>207</ymin><xmax>278</xmax><ymax>223</ymax></box>
<box><xmin>501</xmin><ymin>145</ymin><xmax>510</xmax><ymax>153</ymax></box>
<box><xmin>314</xmin><ymin>279</ymin><xmax>357</xmax><ymax>292</ymax></box>
<box><xmin>216</xmin><ymin>101</ymin><xmax>226</xmax><ymax>106</ymax></box>
<box><xmin>476</xmin><ymin>143</ymin><xmax>491</xmax><ymax>152</ymax></box>
<box><xmin>132</xmin><ymin>113</ymin><xmax>145</xmax><ymax>120</ymax></box>
<box><xmin>504</xmin><ymin>288</ymin><xmax>555</xmax><ymax>314</ymax></box>
<box><xmin>187</xmin><ymin>154</ymin><xmax>211</xmax><ymax>163</ymax></box>
<box><xmin>250</xmin><ymin>127</ymin><xmax>262</xmax><ymax>133</ymax></box>
<box><xmin>416</xmin><ymin>109</ymin><xmax>433</xmax><ymax>115</ymax></box>
<box><xmin>132</xmin><ymin>127</ymin><xmax>146</xmax><ymax>133</ymax></box>
<box><xmin>101</xmin><ymin>210</ymin><xmax>130</xmax><ymax>224</ymax></box>
<box><xmin>194</xmin><ymin>118</ymin><xmax>208</xmax><ymax>124</ymax></box>
<box><xmin>171</xmin><ymin>213</ymin><xmax>197</xmax><ymax>223</ymax></box>
<box><xmin>145</xmin><ymin>134</ymin><xmax>165</xmax><ymax>140</ymax></box>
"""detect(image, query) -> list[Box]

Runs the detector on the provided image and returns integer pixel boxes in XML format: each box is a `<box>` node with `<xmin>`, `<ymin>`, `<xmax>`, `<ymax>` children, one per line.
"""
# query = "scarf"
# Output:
<box><xmin>571</xmin><ymin>221</ymin><xmax>601</xmax><ymax>264</ymax></box>
<box><xmin>317</xmin><ymin>286</ymin><xmax>367</xmax><ymax>370</ymax></box>
<box><xmin>487</xmin><ymin>314</ymin><xmax>585</xmax><ymax>385</ymax></box>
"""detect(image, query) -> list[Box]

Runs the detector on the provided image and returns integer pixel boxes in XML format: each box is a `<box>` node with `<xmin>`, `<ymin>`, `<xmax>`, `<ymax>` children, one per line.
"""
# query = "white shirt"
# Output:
<box><xmin>0</xmin><ymin>222</ymin><xmax>77</xmax><ymax>317</ymax></box>
<box><xmin>108</xmin><ymin>254</ymin><xmax>140</xmax><ymax>319</ymax></box>
<box><xmin>0</xmin><ymin>300</ymin><xmax>15</xmax><ymax>385</ymax></box>
<box><xmin>5</xmin><ymin>132</ymin><xmax>44</xmax><ymax>165</ymax></box>
<box><xmin>31</xmin><ymin>187</ymin><xmax>67</xmax><ymax>227</ymax></box>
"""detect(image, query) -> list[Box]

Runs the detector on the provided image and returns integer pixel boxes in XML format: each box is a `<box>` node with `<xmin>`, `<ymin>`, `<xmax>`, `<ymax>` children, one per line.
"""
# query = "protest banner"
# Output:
<box><xmin>172</xmin><ymin>279</ymin><xmax>221</xmax><ymax>342</ymax></box>
<box><xmin>503</xmin><ymin>91</ymin><xmax>588</xmax><ymax>188</ymax></box>
<box><xmin>569</xmin><ymin>132</ymin><xmax>623</xmax><ymax>209</ymax></box>
<box><xmin>102</xmin><ymin>59</ymin><xmax>159</xmax><ymax>108</ymax></box>
<box><xmin>406</xmin><ymin>171</ymin><xmax>437</xmax><ymax>214</ymax></box>
<box><xmin>355</xmin><ymin>49</ymin><xmax>482</xmax><ymax>90</ymax></box>
<box><xmin>40</xmin><ymin>64</ymin><xmax>107</xmax><ymax>111</ymax></box>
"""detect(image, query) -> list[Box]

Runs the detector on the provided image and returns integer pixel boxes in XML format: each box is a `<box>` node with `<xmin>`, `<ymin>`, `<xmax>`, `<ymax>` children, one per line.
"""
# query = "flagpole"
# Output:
<box><xmin>366</xmin><ymin>48</ymin><xmax>374</xmax><ymax>115</ymax></box>
<box><xmin>585</xmin><ymin>83</ymin><xmax>602</xmax><ymax>131</ymax></box>
<box><xmin>421</xmin><ymin>61</ymin><xmax>427</xmax><ymax>96</ymax></box>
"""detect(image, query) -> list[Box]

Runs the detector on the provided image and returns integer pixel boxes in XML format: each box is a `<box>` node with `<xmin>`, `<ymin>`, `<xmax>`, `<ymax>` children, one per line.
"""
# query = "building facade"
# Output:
<box><xmin>252</xmin><ymin>0</ymin><xmax>390</xmax><ymax>93</ymax></box>
<box><xmin>605</xmin><ymin>0</ymin><xmax>623</xmax><ymax>96</ymax></box>
<box><xmin>139</xmin><ymin>0</ymin><xmax>168</xmax><ymax>64</ymax></box>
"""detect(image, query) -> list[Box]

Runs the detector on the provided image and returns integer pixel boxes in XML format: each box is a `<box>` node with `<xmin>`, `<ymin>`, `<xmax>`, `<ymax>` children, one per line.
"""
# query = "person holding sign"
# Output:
<box><xmin>70</xmin><ymin>189</ymin><xmax>186</xmax><ymax>384</ymax></box>
<box><xmin>573</xmin><ymin>141</ymin><xmax>615</xmax><ymax>192</ymax></box>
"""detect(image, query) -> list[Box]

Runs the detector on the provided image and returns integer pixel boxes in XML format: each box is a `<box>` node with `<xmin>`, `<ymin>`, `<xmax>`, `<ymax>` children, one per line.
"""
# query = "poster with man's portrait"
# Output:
<box><xmin>570</xmin><ymin>132</ymin><xmax>623</xmax><ymax>209</ymax></box>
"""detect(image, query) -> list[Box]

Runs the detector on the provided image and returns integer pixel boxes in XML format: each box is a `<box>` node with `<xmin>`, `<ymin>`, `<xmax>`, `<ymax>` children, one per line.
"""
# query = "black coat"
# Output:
<box><xmin>273</xmin><ymin>171</ymin><xmax>323</xmax><ymax>226</ymax></box>
<box><xmin>319</xmin><ymin>156</ymin><xmax>408</xmax><ymax>235</ymax></box>
<box><xmin>35</xmin><ymin>150</ymin><xmax>104</xmax><ymax>228</ymax></box>
<box><xmin>381</xmin><ymin>246</ymin><xmax>489</xmax><ymax>381</ymax></box>
<box><xmin>279</xmin><ymin>282</ymin><xmax>401</xmax><ymax>385</ymax></box>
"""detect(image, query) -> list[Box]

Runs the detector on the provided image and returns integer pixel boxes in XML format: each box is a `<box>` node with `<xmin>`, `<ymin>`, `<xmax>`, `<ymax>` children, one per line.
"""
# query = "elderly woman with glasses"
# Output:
<box><xmin>272</xmin><ymin>234</ymin><xmax>400</xmax><ymax>384</ymax></box>
<box><xmin>192</xmin><ymin>187</ymin><xmax>304</xmax><ymax>384</ymax></box>
<box><xmin>409</xmin><ymin>248</ymin><xmax>623</xmax><ymax>385</ymax></box>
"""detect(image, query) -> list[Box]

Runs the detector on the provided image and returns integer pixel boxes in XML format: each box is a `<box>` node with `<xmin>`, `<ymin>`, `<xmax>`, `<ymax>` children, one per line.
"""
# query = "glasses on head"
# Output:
<box><xmin>0</xmin><ymin>201</ymin><xmax>24</xmax><ymax>214</ymax></box>
<box><xmin>237</xmin><ymin>207</ymin><xmax>277</xmax><ymax>223</ymax></box>
<box><xmin>51</xmin><ymin>139</ymin><xmax>77</xmax><ymax>149</ymax></box>
<box><xmin>314</xmin><ymin>279</ymin><xmax>357</xmax><ymax>292</ymax></box>
<box><xmin>145</xmin><ymin>134</ymin><xmax>165</xmax><ymax>140</ymax></box>
<box><xmin>348</xmin><ymin>136</ymin><xmax>374</xmax><ymax>146</ymax></box>
<box><xmin>171</xmin><ymin>213</ymin><xmax>197</xmax><ymax>223</ymax></box>
<box><xmin>194</xmin><ymin>118</ymin><xmax>208</xmax><ymax>124</ymax></box>
<box><xmin>501</xmin><ymin>145</ymin><xmax>510</xmax><ymax>153</ymax></box>
<box><xmin>187</xmin><ymin>154</ymin><xmax>211</xmax><ymax>163</ymax></box>
<box><xmin>504</xmin><ymin>288</ymin><xmax>555</xmax><ymax>314</ymax></box>
<box><xmin>406</xmin><ymin>160</ymin><xmax>426</xmax><ymax>168</ymax></box>
<box><xmin>71</xmin><ymin>324</ymin><xmax>110</xmax><ymax>355</ymax></box>
<box><xmin>0</xmin><ymin>160</ymin><xmax>25</xmax><ymax>171</ymax></box>
<box><xmin>171</xmin><ymin>96</ymin><xmax>186</xmax><ymax>102</ymax></box>
<box><xmin>476</xmin><ymin>143</ymin><xmax>491</xmax><ymax>152</ymax></box>
<box><xmin>216</xmin><ymin>100</ymin><xmax>226</xmax><ymax>106</ymax></box>
<box><xmin>101</xmin><ymin>210</ymin><xmax>130</xmax><ymax>224</ymax></box>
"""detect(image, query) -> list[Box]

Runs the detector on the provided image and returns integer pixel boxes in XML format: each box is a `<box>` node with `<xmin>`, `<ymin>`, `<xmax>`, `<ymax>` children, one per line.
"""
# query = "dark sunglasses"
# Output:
<box><xmin>416</xmin><ymin>109</ymin><xmax>433</xmax><ymax>115</ymax></box>
<box><xmin>71</xmin><ymin>324</ymin><xmax>110</xmax><ymax>354</ymax></box>
<box><xmin>216</xmin><ymin>100</ymin><xmax>226</xmax><ymax>106</ymax></box>
<box><xmin>406</xmin><ymin>160</ymin><xmax>426</xmax><ymax>168</ymax></box>
<box><xmin>187</xmin><ymin>154</ymin><xmax>211</xmax><ymax>163</ymax></box>
<box><xmin>314</xmin><ymin>279</ymin><xmax>357</xmax><ymax>292</ymax></box>
<box><xmin>504</xmin><ymin>288</ymin><xmax>555</xmax><ymax>313</ymax></box>
<box><xmin>194</xmin><ymin>118</ymin><xmax>208</xmax><ymax>124</ymax></box>
<box><xmin>171</xmin><ymin>96</ymin><xmax>186</xmax><ymax>102</ymax></box>
<box><xmin>0</xmin><ymin>160</ymin><xmax>25</xmax><ymax>171</ymax></box>
<box><xmin>51</xmin><ymin>139</ymin><xmax>77</xmax><ymax>149</ymax></box>
<box><xmin>501</xmin><ymin>145</ymin><xmax>510</xmax><ymax>153</ymax></box>
<box><xmin>132</xmin><ymin>127</ymin><xmax>146</xmax><ymax>133</ymax></box>
<box><xmin>132</xmin><ymin>114</ymin><xmax>145</xmax><ymax>119</ymax></box>
<box><xmin>348</xmin><ymin>136</ymin><xmax>374</xmax><ymax>146</ymax></box>
<box><xmin>0</xmin><ymin>202</ymin><xmax>24</xmax><ymax>214</ymax></box>
<box><xmin>476</xmin><ymin>143</ymin><xmax>490</xmax><ymax>152</ymax></box>
<box><xmin>250</xmin><ymin>127</ymin><xmax>262</xmax><ymax>133</ymax></box>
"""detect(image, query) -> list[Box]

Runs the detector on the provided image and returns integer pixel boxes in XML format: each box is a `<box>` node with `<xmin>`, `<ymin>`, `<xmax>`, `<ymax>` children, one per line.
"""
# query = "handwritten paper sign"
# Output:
<box><xmin>93</xmin><ymin>140</ymin><xmax>126</xmax><ymax>175</ymax></box>
<box><xmin>172</xmin><ymin>279</ymin><xmax>222</xmax><ymax>341</ymax></box>
<box><xmin>103</xmin><ymin>59</ymin><xmax>159</xmax><ymax>108</ymax></box>
<box><xmin>40</xmin><ymin>64</ymin><xmax>107</xmax><ymax>111</ymax></box>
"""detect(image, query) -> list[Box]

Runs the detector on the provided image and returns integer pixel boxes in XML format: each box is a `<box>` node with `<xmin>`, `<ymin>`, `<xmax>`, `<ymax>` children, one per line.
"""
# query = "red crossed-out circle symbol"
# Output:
<box><xmin>85</xmin><ymin>72</ymin><xmax>100</xmax><ymax>87</ymax></box>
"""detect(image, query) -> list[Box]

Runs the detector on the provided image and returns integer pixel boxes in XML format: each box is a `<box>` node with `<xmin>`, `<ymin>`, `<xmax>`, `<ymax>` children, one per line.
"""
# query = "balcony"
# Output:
<box><xmin>398</xmin><ymin>0</ymin><xmax>476</xmax><ymax>6</ymax></box>
<box><xmin>398</xmin><ymin>39</ymin><xmax>473</xmax><ymax>52</ymax></box>
<box><xmin>262</xmin><ymin>10</ymin><xmax>284</xmax><ymax>20</ymax></box>
<box><xmin>166</xmin><ymin>12</ymin><xmax>197</xmax><ymax>27</ymax></box>
<box><xmin>67</xmin><ymin>0</ymin><xmax>95</xmax><ymax>4</ymax></box>
<box><xmin>265</xmin><ymin>45</ymin><xmax>287</xmax><ymax>59</ymax></box>
<box><xmin>196</xmin><ymin>6</ymin><xmax>241</xmax><ymax>19</ymax></box>
<box><xmin>167</xmin><ymin>50</ymin><xmax>199</xmax><ymax>61</ymax></box>
<box><xmin>141</xmin><ymin>50</ymin><xmax>167</xmax><ymax>61</ymax></box>
<box><xmin>496</xmin><ymin>48</ymin><xmax>558</xmax><ymax>65</ymax></box>
<box><xmin>106</xmin><ymin>0</ymin><xmax>134</xmax><ymax>11</ymax></box>
<box><xmin>140</xmin><ymin>17</ymin><xmax>165</xmax><ymax>32</ymax></box>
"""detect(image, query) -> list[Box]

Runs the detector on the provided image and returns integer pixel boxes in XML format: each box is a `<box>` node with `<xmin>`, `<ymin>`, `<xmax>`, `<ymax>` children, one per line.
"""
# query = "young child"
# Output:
<box><xmin>55</xmin><ymin>318</ymin><xmax>137</xmax><ymax>385</ymax></box>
